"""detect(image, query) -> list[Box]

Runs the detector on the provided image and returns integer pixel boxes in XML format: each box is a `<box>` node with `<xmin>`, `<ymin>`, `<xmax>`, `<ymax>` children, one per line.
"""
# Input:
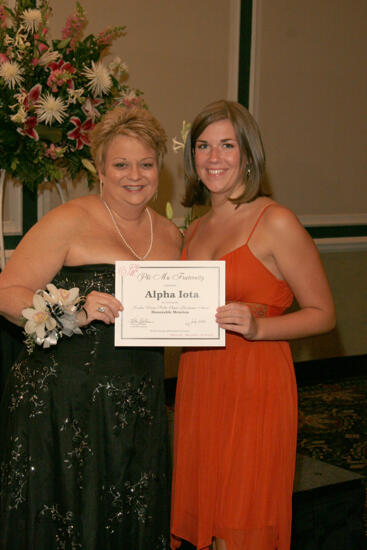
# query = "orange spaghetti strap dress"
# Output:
<box><xmin>171</xmin><ymin>205</ymin><xmax>297</xmax><ymax>550</ymax></box>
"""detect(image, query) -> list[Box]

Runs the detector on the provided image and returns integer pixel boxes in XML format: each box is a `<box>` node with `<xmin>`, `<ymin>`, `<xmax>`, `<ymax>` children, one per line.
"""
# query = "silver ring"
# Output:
<box><xmin>97</xmin><ymin>306</ymin><xmax>106</xmax><ymax>313</ymax></box>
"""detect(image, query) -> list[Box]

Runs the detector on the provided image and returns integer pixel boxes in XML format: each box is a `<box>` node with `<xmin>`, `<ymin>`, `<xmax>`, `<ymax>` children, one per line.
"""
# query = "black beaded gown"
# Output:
<box><xmin>0</xmin><ymin>265</ymin><xmax>170</xmax><ymax>550</ymax></box>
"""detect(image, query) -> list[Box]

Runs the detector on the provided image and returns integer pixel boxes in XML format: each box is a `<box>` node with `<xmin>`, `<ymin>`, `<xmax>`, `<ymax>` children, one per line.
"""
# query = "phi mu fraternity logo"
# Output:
<box><xmin>117</xmin><ymin>263</ymin><xmax>140</xmax><ymax>278</ymax></box>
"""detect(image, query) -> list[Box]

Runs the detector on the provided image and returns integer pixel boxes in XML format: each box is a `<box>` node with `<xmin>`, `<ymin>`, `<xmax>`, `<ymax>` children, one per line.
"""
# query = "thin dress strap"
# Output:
<box><xmin>246</xmin><ymin>203</ymin><xmax>275</xmax><ymax>245</ymax></box>
<box><xmin>184</xmin><ymin>217</ymin><xmax>201</xmax><ymax>248</ymax></box>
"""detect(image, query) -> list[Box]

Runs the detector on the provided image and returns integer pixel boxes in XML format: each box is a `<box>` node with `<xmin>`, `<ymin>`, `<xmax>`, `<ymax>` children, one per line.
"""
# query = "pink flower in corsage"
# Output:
<box><xmin>67</xmin><ymin>116</ymin><xmax>94</xmax><ymax>150</ymax></box>
<box><xmin>22</xmin><ymin>293</ymin><xmax>57</xmax><ymax>341</ymax></box>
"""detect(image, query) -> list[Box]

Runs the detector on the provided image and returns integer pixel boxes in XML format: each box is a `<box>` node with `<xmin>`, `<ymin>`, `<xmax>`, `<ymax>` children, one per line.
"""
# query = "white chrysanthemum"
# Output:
<box><xmin>22</xmin><ymin>293</ymin><xmax>56</xmax><ymax>339</ymax></box>
<box><xmin>36</xmin><ymin>93</ymin><xmax>67</xmax><ymax>125</ymax></box>
<box><xmin>22</xmin><ymin>9</ymin><xmax>42</xmax><ymax>32</ymax></box>
<box><xmin>83</xmin><ymin>61</ymin><xmax>112</xmax><ymax>96</ymax></box>
<box><xmin>38</xmin><ymin>49</ymin><xmax>60</xmax><ymax>66</ymax></box>
<box><xmin>0</xmin><ymin>60</ymin><xmax>23</xmax><ymax>88</ymax></box>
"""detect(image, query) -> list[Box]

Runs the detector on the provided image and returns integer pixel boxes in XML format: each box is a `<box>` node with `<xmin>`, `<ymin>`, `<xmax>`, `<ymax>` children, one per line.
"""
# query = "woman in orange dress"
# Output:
<box><xmin>170</xmin><ymin>100</ymin><xmax>336</xmax><ymax>550</ymax></box>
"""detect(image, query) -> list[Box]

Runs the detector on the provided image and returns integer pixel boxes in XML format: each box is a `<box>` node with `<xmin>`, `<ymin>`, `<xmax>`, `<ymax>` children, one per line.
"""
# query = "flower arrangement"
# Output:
<box><xmin>22</xmin><ymin>283</ymin><xmax>85</xmax><ymax>352</ymax></box>
<box><xmin>0</xmin><ymin>0</ymin><xmax>144</xmax><ymax>190</ymax></box>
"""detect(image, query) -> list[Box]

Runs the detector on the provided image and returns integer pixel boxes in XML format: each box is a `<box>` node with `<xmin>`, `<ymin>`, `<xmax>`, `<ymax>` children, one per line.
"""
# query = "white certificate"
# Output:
<box><xmin>114</xmin><ymin>261</ymin><xmax>225</xmax><ymax>347</ymax></box>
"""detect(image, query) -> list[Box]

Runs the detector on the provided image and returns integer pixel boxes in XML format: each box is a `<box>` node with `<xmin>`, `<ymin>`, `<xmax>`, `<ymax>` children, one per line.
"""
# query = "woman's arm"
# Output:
<box><xmin>0</xmin><ymin>205</ymin><xmax>74</xmax><ymax>325</ymax></box>
<box><xmin>0</xmin><ymin>202</ymin><xmax>121</xmax><ymax>327</ymax></box>
<box><xmin>216</xmin><ymin>206</ymin><xmax>336</xmax><ymax>341</ymax></box>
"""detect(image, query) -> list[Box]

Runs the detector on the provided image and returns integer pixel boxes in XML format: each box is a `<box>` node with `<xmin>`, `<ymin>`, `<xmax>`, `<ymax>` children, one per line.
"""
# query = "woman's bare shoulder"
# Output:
<box><xmin>261</xmin><ymin>201</ymin><xmax>313</xmax><ymax>251</ymax></box>
<box><xmin>262</xmin><ymin>201</ymin><xmax>302</xmax><ymax>230</ymax></box>
<box><xmin>38</xmin><ymin>195</ymin><xmax>99</xmax><ymax>230</ymax></box>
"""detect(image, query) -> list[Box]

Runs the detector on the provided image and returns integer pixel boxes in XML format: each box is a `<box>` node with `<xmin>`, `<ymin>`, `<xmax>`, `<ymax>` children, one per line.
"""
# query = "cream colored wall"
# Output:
<box><xmin>250</xmin><ymin>0</ymin><xmax>367</xmax><ymax>217</ymax></box>
<box><xmin>45</xmin><ymin>0</ymin><xmax>239</xmax><ymax>217</ymax></box>
<box><xmin>291</xmin><ymin>250</ymin><xmax>367</xmax><ymax>362</ymax></box>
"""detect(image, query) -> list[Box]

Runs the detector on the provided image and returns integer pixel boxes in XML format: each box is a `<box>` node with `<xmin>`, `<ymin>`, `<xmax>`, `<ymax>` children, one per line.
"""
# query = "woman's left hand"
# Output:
<box><xmin>216</xmin><ymin>302</ymin><xmax>258</xmax><ymax>340</ymax></box>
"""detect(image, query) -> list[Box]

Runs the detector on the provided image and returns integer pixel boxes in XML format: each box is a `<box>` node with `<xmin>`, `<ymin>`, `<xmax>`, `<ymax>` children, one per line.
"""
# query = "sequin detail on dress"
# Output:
<box><xmin>0</xmin><ymin>436</ymin><xmax>34</xmax><ymax>511</ymax></box>
<box><xmin>0</xmin><ymin>265</ymin><xmax>170</xmax><ymax>549</ymax></box>
<box><xmin>39</xmin><ymin>505</ymin><xmax>82</xmax><ymax>550</ymax></box>
<box><xmin>92</xmin><ymin>377</ymin><xmax>154</xmax><ymax>432</ymax></box>
<box><xmin>103</xmin><ymin>472</ymin><xmax>157</xmax><ymax>533</ymax></box>
<box><xmin>60</xmin><ymin>418</ymin><xmax>93</xmax><ymax>489</ymax></box>
<box><xmin>8</xmin><ymin>356</ymin><xmax>58</xmax><ymax>417</ymax></box>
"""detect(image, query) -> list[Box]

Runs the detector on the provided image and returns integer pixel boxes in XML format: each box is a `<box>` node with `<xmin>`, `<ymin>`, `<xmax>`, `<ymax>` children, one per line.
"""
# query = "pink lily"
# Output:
<box><xmin>48</xmin><ymin>59</ymin><xmax>75</xmax><ymax>75</ymax></box>
<box><xmin>17</xmin><ymin>117</ymin><xmax>39</xmax><ymax>141</ymax></box>
<box><xmin>67</xmin><ymin>117</ymin><xmax>94</xmax><ymax>150</ymax></box>
<box><xmin>17</xmin><ymin>84</ymin><xmax>42</xmax><ymax>111</ymax></box>
<box><xmin>27</xmin><ymin>84</ymin><xmax>42</xmax><ymax>105</ymax></box>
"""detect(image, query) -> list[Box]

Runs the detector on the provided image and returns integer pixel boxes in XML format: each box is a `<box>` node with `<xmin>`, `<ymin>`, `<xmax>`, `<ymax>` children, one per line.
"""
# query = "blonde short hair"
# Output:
<box><xmin>90</xmin><ymin>106</ymin><xmax>167</xmax><ymax>174</ymax></box>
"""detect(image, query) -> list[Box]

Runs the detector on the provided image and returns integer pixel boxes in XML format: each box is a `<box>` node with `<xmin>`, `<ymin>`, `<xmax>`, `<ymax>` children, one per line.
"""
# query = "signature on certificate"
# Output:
<box><xmin>185</xmin><ymin>318</ymin><xmax>206</xmax><ymax>327</ymax></box>
<box><xmin>129</xmin><ymin>317</ymin><xmax>152</xmax><ymax>327</ymax></box>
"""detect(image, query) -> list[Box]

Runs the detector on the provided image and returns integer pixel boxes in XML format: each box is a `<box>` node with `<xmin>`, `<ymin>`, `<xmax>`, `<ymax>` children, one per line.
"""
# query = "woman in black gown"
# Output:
<box><xmin>0</xmin><ymin>106</ymin><xmax>182</xmax><ymax>549</ymax></box>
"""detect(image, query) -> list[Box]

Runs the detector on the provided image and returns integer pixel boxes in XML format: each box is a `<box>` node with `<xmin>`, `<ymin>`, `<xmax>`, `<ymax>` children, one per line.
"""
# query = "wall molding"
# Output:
<box><xmin>299</xmin><ymin>213</ymin><xmax>367</xmax><ymax>226</ymax></box>
<box><xmin>315</xmin><ymin>237</ymin><xmax>367</xmax><ymax>253</ymax></box>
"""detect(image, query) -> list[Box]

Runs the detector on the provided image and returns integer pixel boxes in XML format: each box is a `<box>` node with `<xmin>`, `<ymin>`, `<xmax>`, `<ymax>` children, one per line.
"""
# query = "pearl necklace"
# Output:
<box><xmin>102</xmin><ymin>200</ymin><xmax>153</xmax><ymax>260</ymax></box>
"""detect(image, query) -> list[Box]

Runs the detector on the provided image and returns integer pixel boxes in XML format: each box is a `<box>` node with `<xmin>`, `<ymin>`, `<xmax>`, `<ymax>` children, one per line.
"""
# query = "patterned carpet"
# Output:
<box><xmin>297</xmin><ymin>373</ymin><xmax>367</xmax><ymax>541</ymax></box>
<box><xmin>297</xmin><ymin>376</ymin><xmax>367</xmax><ymax>477</ymax></box>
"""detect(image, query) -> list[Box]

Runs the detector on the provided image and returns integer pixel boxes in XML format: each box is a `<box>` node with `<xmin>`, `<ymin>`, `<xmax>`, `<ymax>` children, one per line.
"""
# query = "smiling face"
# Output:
<box><xmin>100</xmin><ymin>134</ymin><xmax>159</xmax><ymax>209</ymax></box>
<box><xmin>194</xmin><ymin>119</ymin><xmax>243</xmax><ymax>199</ymax></box>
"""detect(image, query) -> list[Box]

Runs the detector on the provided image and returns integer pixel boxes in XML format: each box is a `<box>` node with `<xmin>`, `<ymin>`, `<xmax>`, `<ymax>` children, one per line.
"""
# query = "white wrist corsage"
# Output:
<box><xmin>22</xmin><ymin>284</ymin><xmax>86</xmax><ymax>353</ymax></box>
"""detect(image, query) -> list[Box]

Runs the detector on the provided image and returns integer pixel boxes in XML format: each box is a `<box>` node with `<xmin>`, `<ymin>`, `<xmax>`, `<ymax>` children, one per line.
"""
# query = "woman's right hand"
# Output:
<box><xmin>78</xmin><ymin>291</ymin><xmax>123</xmax><ymax>327</ymax></box>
